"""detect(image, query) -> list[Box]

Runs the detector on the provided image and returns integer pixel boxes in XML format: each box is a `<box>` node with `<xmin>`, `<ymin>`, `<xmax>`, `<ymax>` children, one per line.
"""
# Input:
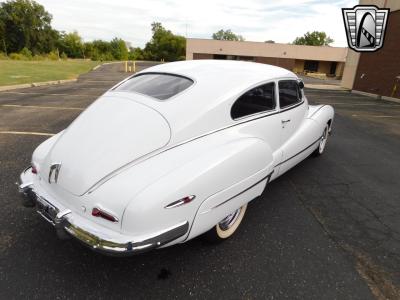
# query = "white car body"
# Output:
<box><xmin>18</xmin><ymin>60</ymin><xmax>334</xmax><ymax>255</ymax></box>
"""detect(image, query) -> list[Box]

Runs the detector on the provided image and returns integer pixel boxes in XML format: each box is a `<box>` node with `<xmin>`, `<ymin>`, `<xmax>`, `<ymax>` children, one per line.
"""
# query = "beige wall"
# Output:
<box><xmin>186</xmin><ymin>39</ymin><xmax>348</xmax><ymax>62</ymax></box>
<box><xmin>341</xmin><ymin>51</ymin><xmax>360</xmax><ymax>89</ymax></box>
<box><xmin>294</xmin><ymin>60</ymin><xmax>304</xmax><ymax>73</ymax></box>
<box><xmin>336</xmin><ymin>62</ymin><xmax>345</xmax><ymax>77</ymax></box>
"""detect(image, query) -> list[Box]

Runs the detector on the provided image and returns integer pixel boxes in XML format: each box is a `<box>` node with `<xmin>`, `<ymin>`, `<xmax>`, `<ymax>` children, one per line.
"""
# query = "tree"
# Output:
<box><xmin>129</xmin><ymin>47</ymin><xmax>144</xmax><ymax>60</ymax></box>
<box><xmin>212</xmin><ymin>29</ymin><xmax>244</xmax><ymax>41</ymax></box>
<box><xmin>86</xmin><ymin>39</ymin><xmax>113</xmax><ymax>61</ymax></box>
<box><xmin>265</xmin><ymin>40</ymin><xmax>275</xmax><ymax>43</ymax></box>
<box><xmin>110</xmin><ymin>37</ymin><xmax>128</xmax><ymax>60</ymax></box>
<box><xmin>57</xmin><ymin>31</ymin><xmax>84</xmax><ymax>58</ymax></box>
<box><xmin>292</xmin><ymin>31</ymin><xmax>334</xmax><ymax>46</ymax></box>
<box><xmin>0</xmin><ymin>0</ymin><xmax>58</xmax><ymax>54</ymax></box>
<box><xmin>143</xmin><ymin>22</ymin><xmax>186</xmax><ymax>61</ymax></box>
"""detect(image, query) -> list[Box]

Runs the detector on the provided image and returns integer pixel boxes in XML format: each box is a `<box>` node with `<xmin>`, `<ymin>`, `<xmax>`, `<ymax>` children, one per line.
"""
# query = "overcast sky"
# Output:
<box><xmin>34</xmin><ymin>0</ymin><xmax>358</xmax><ymax>48</ymax></box>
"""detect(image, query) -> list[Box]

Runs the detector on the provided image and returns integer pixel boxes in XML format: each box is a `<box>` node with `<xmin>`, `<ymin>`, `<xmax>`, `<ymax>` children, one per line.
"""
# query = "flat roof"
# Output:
<box><xmin>186</xmin><ymin>38</ymin><xmax>348</xmax><ymax>62</ymax></box>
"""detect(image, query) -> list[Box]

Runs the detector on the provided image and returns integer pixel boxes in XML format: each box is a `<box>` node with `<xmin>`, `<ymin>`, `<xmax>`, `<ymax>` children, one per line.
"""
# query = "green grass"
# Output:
<box><xmin>0</xmin><ymin>59</ymin><xmax>100</xmax><ymax>86</ymax></box>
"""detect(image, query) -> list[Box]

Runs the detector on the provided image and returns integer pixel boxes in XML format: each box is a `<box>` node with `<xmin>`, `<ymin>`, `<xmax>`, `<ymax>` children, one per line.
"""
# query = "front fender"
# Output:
<box><xmin>308</xmin><ymin>105</ymin><xmax>334</xmax><ymax>129</ymax></box>
<box><xmin>121</xmin><ymin>135</ymin><xmax>274</xmax><ymax>243</ymax></box>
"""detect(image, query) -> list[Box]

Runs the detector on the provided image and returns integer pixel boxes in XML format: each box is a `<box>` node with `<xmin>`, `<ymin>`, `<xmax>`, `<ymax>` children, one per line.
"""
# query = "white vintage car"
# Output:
<box><xmin>18</xmin><ymin>60</ymin><xmax>334</xmax><ymax>255</ymax></box>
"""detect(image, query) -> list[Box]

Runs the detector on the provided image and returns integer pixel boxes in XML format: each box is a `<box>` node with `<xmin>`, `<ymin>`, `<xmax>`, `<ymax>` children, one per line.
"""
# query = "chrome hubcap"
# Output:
<box><xmin>319</xmin><ymin>127</ymin><xmax>328</xmax><ymax>153</ymax></box>
<box><xmin>218</xmin><ymin>208</ymin><xmax>241</xmax><ymax>231</ymax></box>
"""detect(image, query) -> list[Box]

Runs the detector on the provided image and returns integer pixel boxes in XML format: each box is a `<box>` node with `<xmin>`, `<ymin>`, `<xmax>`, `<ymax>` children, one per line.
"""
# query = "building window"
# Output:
<box><xmin>330</xmin><ymin>62</ymin><xmax>337</xmax><ymax>75</ymax></box>
<box><xmin>304</xmin><ymin>60</ymin><xmax>319</xmax><ymax>72</ymax></box>
<box><xmin>231</xmin><ymin>82</ymin><xmax>276</xmax><ymax>119</ymax></box>
<box><xmin>213</xmin><ymin>54</ymin><xmax>255</xmax><ymax>61</ymax></box>
<box><xmin>278</xmin><ymin>80</ymin><xmax>301</xmax><ymax>108</ymax></box>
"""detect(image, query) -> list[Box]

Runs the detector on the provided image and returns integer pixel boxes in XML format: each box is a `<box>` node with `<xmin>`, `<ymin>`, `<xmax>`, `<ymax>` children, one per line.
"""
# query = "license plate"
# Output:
<box><xmin>36</xmin><ymin>196</ymin><xmax>58</xmax><ymax>224</ymax></box>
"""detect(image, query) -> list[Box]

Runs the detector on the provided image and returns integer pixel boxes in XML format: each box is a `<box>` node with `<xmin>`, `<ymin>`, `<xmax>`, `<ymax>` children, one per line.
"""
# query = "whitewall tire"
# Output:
<box><xmin>313</xmin><ymin>124</ymin><xmax>329</xmax><ymax>156</ymax></box>
<box><xmin>203</xmin><ymin>204</ymin><xmax>247</xmax><ymax>242</ymax></box>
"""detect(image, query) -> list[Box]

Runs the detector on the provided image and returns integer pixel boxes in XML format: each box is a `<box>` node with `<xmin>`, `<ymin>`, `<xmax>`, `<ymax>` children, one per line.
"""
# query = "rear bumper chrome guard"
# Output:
<box><xmin>17</xmin><ymin>166</ymin><xmax>189</xmax><ymax>256</ymax></box>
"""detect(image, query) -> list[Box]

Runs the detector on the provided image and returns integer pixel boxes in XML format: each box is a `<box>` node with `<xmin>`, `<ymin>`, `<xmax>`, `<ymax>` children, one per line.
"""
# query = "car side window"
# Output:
<box><xmin>278</xmin><ymin>80</ymin><xmax>302</xmax><ymax>108</ymax></box>
<box><xmin>231</xmin><ymin>82</ymin><xmax>276</xmax><ymax>119</ymax></box>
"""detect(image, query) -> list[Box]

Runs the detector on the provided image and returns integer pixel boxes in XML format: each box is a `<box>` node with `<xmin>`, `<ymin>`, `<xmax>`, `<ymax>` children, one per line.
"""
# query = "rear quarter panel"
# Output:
<box><xmin>121</xmin><ymin>132</ymin><xmax>274</xmax><ymax>242</ymax></box>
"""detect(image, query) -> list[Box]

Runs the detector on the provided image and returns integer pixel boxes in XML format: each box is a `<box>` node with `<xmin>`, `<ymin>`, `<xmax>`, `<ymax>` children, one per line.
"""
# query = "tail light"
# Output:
<box><xmin>165</xmin><ymin>195</ymin><xmax>196</xmax><ymax>209</ymax></box>
<box><xmin>92</xmin><ymin>207</ymin><xmax>119</xmax><ymax>223</ymax></box>
<box><xmin>31</xmin><ymin>163</ymin><xmax>38</xmax><ymax>174</ymax></box>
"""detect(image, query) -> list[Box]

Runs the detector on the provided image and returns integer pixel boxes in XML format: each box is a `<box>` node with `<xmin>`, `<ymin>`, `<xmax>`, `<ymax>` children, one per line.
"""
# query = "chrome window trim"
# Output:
<box><xmin>278</xmin><ymin>79</ymin><xmax>303</xmax><ymax>110</ymax></box>
<box><xmin>231</xmin><ymin>81</ymin><xmax>277</xmax><ymax>121</ymax></box>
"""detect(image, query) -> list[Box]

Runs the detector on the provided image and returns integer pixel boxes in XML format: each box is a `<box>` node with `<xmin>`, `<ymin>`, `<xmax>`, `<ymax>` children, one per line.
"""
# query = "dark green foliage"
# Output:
<box><xmin>57</xmin><ymin>31</ymin><xmax>84</xmax><ymax>58</ymax></box>
<box><xmin>0</xmin><ymin>0</ymin><xmax>58</xmax><ymax>54</ymax></box>
<box><xmin>0</xmin><ymin>1</ymin><xmax>185</xmax><ymax>61</ymax></box>
<box><xmin>143</xmin><ymin>22</ymin><xmax>186</xmax><ymax>61</ymax></box>
<box><xmin>128</xmin><ymin>47</ymin><xmax>145</xmax><ymax>60</ymax></box>
<box><xmin>212</xmin><ymin>29</ymin><xmax>244</xmax><ymax>41</ymax></box>
<box><xmin>110</xmin><ymin>38</ymin><xmax>128</xmax><ymax>60</ymax></box>
<box><xmin>292</xmin><ymin>31</ymin><xmax>334</xmax><ymax>46</ymax></box>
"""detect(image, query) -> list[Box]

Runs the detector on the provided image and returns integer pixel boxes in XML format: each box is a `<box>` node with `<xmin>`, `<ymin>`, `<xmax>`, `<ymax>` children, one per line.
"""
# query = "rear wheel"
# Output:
<box><xmin>313</xmin><ymin>124</ymin><xmax>329</xmax><ymax>156</ymax></box>
<box><xmin>203</xmin><ymin>204</ymin><xmax>247</xmax><ymax>243</ymax></box>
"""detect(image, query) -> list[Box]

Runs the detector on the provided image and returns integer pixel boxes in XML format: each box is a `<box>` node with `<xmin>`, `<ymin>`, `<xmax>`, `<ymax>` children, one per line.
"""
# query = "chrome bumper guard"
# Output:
<box><xmin>17</xmin><ymin>166</ymin><xmax>189</xmax><ymax>256</ymax></box>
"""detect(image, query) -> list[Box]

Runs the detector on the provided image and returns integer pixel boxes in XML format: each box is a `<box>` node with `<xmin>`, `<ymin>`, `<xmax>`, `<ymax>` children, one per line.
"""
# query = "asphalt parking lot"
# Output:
<box><xmin>0</xmin><ymin>63</ymin><xmax>399</xmax><ymax>299</ymax></box>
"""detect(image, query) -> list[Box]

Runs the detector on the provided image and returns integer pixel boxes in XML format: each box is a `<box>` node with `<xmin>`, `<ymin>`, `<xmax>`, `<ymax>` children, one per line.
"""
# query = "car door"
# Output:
<box><xmin>277</xmin><ymin>79</ymin><xmax>309</xmax><ymax>175</ymax></box>
<box><xmin>230</xmin><ymin>81</ymin><xmax>283</xmax><ymax>179</ymax></box>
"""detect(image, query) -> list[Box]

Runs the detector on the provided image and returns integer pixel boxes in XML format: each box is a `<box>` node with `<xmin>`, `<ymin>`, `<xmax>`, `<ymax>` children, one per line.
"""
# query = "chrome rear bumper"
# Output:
<box><xmin>17</xmin><ymin>166</ymin><xmax>189</xmax><ymax>256</ymax></box>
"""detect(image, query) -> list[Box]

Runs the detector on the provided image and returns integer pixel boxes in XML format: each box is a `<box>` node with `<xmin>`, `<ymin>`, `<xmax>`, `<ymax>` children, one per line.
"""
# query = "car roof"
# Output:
<box><xmin>113</xmin><ymin>60</ymin><xmax>299</xmax><ymax>145</ymax></box>
<box><xmin>140</xmin><ymin>59</ymin><xmax>296</xmax><ymax>85</ymax></box>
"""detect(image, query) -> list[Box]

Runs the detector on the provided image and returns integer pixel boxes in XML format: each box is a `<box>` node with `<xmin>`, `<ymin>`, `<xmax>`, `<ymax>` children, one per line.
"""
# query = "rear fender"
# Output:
<box><xmin>187</xmin><ymin>165</ymin><xmax>273</xmax><ymax>241</ymax></box>
<box><xmin>121</xmin><ymin>136</ymin><xmax>274</xmax><ymax>242</ymax></box>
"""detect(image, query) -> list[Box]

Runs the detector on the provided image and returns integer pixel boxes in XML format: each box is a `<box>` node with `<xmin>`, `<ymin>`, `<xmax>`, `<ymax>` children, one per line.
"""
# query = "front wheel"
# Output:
<box><xmin>313</xmin><ymin>124</ymin><xmax>329</xmax><ymax>156</ymax></box>
<box><xmin>203</xmin><ymin>204</ymin><xmax>247</xmax><ymax>243</ymax></box>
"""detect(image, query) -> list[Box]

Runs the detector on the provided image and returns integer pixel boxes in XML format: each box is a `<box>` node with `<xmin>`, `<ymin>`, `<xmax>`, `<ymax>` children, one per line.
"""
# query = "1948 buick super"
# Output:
<box><xmin>18</xmin><ymin>60</ymin><xmax>334</xmax><ymax>255</ymax></box>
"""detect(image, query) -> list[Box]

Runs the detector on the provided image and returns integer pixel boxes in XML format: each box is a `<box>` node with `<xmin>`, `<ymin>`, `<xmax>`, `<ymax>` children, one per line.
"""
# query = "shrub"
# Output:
<box><xmin>9</xmin><ymin>53</ymin><xmax>25</xmax><ymax>60</ymax></box>
<box><xmin>60</xmin><ymin>52</ymin><xmax>68</xmax><ymax>60</ymax></box>
<box><xmin>47</xmin><ymin>50</ymin><xmax>59</xmax><ymax>60</ymax></box>
<box><xmin>0</xmin><ymin>52</ymin><xmax>8</xmax><ymax>60</ymax></box>
<box><xmin>33</xmin><ymin>54</ymin><xmax>45</xmax><ymax>60</ymax></box>
<box><xmin>20</xmin><ymin>47</ymin><xmax>33</xmax><ymax>59</ymax></box>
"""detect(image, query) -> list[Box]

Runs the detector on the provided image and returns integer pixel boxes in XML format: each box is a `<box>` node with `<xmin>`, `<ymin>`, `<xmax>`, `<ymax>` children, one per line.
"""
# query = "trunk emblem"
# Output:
<box><xmin>48</xmin><ymin>163</ymin><xmax>62</xmax><ymax>184</ymax></box>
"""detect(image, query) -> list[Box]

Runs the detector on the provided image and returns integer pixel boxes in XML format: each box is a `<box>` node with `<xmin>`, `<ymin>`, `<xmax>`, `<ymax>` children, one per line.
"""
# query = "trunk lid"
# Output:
<box><xmin>42</xmin><ymin>95</ymin><xmax>171</xmax><ymax>196</ymax></box>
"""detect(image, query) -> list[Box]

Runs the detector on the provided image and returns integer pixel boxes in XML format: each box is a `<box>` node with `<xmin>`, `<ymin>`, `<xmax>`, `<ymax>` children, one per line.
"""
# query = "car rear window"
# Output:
<box><xmin>114</xmin><ymin>73</ymin><xmax>193</xmax><ymax>100</ymax></box>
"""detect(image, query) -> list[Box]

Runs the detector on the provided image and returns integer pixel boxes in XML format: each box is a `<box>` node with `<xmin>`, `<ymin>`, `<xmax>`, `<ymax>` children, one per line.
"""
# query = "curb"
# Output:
<box><xmin>0</xmin><ymin>79</ymin><xmax>77</xmax><ymax>92</ymax></box>
<box><xmin>305</xmin><ymin>84</ymin><xmax>349</xmax><ymax>91</ymax></box>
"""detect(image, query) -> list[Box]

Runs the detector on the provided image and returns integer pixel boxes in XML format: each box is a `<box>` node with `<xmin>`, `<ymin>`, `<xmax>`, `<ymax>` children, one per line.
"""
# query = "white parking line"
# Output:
<box><xmin>314</xmin><ymin>102</ymin><xmax>400</xmax><ymax>107</ymax></box>
<box><xmin>1</xmin><ymin>104</ymin><xmax>84</xmax><ymax>110</ymax></box>
<box><xmin>0</xmin><ymin>91</ymin><xmax>97</xmax><ymax>97</ymax></box>
<box><xmin>352</xmin><ymin>114</ymin><xmax>398</xmax><ymax>118</ymax></box>
<box><xmin>0</xmin><ymin>131</ymin><xmax>54</xmax><ymax>136</ymax></box>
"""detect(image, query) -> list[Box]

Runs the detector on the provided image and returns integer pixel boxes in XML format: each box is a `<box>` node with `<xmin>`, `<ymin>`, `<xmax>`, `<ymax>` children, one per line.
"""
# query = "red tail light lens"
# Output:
<box><xmin>92</xmin><ymin>207</ymin><xmax>118</xmax><ymax>222</ymax></box>
<box><xmin>31</xmin><ymin>163</ymin><xmax>38</xmax><ymax>174</ymax></box>
<box><xmin>165</xmin><ymin>195</ymin><xmax>196</xmax><ymax>209</ymax></box>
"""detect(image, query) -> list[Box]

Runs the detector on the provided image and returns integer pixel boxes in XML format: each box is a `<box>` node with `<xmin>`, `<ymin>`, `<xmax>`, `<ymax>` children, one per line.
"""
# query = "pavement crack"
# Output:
<box><xmin>288</xmin><ymin>179</ymin><xmax>400</xmax><ymax>300</ymax></box>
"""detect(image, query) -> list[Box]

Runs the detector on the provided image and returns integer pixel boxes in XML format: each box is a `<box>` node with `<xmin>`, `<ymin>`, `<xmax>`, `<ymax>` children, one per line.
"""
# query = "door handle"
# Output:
<box><xmin>281</xmin><ymin>119</ymin><xmax>291</xmax><ymax>124</ymax></box>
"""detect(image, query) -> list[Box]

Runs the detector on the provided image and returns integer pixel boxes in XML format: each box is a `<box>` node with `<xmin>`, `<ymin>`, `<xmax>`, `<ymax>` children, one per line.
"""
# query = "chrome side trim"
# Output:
<box><xmin>308</xmin><ymin>105</ymin><xmax>325</xmax><ymax>119</ymax></box>
<box><xmin>274</xmin><ymin>136</ymin><xmax>322</xmax><ymax>167</ymax></box>
<box><xmin>209</xmin><ymin>170</ymin><xmax>274</xmax><ymax>211</ymax></box>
